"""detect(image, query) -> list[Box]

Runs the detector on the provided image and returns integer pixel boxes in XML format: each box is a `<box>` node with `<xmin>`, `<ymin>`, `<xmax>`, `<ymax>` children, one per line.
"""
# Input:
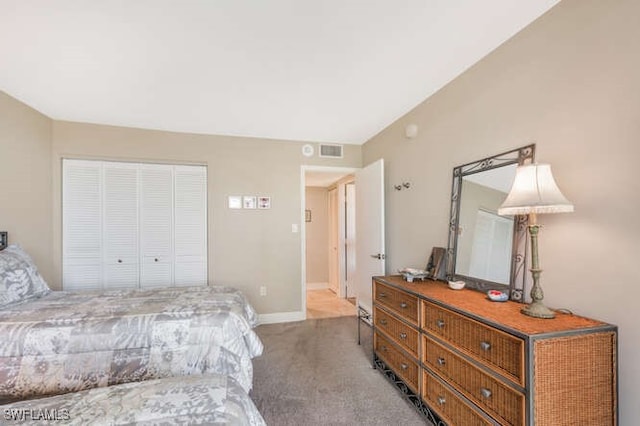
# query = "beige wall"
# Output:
<box><xmin>362</xmin><ymin>0</ymin><xmax>639</xmax><ymax>422</ymax></box>
<box><xmin>304</xmin><ymin>187</ymin><xmax>329</xmax><ymax>285</ymax></box>
<box><xmin>0</xmin><ymin>92</ymin><xmax>53</xmax><ymax>282</ymax></box>
<box><xmin>51</xmin><ymin>121</ymin><xmax>361</xmax><ymax>314</ymax></box>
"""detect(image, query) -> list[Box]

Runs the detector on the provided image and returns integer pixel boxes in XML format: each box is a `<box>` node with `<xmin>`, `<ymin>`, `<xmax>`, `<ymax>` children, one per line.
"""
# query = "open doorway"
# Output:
<box><xmin>303</xmin><ymin>167</ymin><xmax>357</xmax><ymax>319</ymax></box>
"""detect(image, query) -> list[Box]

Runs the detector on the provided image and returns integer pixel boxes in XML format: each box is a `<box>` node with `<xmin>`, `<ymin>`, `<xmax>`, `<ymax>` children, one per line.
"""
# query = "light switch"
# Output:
<box><xmin>291</xmin><ymin>224</ymin><xmax>298</xmax><ymax>233</ymax></box>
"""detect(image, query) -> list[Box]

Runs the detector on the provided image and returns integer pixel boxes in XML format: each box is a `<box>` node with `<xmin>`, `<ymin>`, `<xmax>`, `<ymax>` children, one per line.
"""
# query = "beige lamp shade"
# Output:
<box><xmin>498</xmin><ymin>163</ymin><xmax>574</xmax><ymax>215</ymax></box>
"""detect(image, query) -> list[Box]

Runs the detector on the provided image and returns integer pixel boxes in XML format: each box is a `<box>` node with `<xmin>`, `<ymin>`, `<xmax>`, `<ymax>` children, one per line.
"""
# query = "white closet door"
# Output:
<box><xmin>139</xmin><ymin>164</ymin><xmax>174</xmax><ymax>288</ymax></box>
<box><xmin>102</xmin><ymin>162</ymin><xmax>139</xmax><ymax>289</ymax></box>
<box><xmin>174</xmin><ymin>165</ymin><xmax>207</xmax><ymax>286</ymax></box>
<box><xmin>468</xmin><ymin>210</ymin><xmax>514</xmax><ymax>284</ymax></box>
<box><xmin>62</xmin><ymin>159</ymin><xmax>103</xmax><ymax>291</ymax></box>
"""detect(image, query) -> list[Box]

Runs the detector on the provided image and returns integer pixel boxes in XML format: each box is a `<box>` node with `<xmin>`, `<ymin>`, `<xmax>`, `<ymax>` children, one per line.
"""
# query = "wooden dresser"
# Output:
<box><xmin>372</xmin><ymin>276</ymin><xmax>617</xmax><ymax>426</ymax></box>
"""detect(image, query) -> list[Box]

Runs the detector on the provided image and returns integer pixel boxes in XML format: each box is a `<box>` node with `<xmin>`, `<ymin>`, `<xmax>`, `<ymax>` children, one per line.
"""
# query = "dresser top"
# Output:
<box><xmin>374</xmin><ymin>276</ymin><xmax>612</xmax><ymax>336</ymax></box>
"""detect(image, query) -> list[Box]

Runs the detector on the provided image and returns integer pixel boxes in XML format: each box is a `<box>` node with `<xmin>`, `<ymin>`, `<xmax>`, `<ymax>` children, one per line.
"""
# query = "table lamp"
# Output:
<box><xmin>498</xmin><ymin>163</ymin><xmax>573</xmax><ymax>319</ymax></box>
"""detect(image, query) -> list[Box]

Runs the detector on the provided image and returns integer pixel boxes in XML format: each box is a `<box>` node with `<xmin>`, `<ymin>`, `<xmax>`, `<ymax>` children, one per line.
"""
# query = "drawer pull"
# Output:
<box><xmin>154</xmin><ymin>258</ymin><xmax>159</xmax><ymax>262</ymax></box>
<box><xmin>381</xmin><ymin>345</ymin><xmax>388</xmax><ymax>352</ymax></box>
<box><xmin>480</xmin><ymin>341</ymin><xmax>491</xmax><ymax>351</ymax></box>
<box><xmin>399</xmin><ymin>332</ymin><xmax>407</xmax><ymax>340</ymax></box>
<box><xmin>437</xmin><ymin>396</ymin><xmax>446</xmax><ymax>406</ymax></box>
<box><xmin>117</xmin><ymin>259</ymin><xmax>123</xmax><ymax>263</ymax></box>
<box><xmin>379</xmin><ymin>319</ymin><xmax>388</xmax><ymax>326</ymax></box>
<box><xmin>436</xmin><ymin>319</ymin><xmax>445</xmax><ymax>328</ymax></box>
<box><xmin>379</xmin><ymin>292</ymin><xmax>387</xmax><ymax>298</ymax></box>
<box><xmin>400</xmin><ymin>302</ymin><xmax>408</xmax><ymax>309</ymax></box>
<box><xmin>437</xmin><ymin>357</ymin><xmax>446</xmax><ymax>366</ymax></box>
<box><xmin>480</xmin><ymin>388</ymin><xmax>492</xmax><ymax>399</ymax></box>
<box><xmin>400</xmin><ymin>363</ymin><xmax>408</xmax><ymax>371</ymax></box>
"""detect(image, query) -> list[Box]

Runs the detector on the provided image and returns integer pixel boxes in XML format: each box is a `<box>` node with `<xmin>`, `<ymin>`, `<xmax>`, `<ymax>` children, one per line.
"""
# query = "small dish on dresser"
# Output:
<box><xmin>448</xmin><ymin>280</ymin><xmax>465</xmax><ymax>290</ymax></box>
<box><xmin>398</xmin><ymin>268</ymin><xmax>429</xmax><ymax>282</ymax></box>
<box><xmin>487</xmin><ymin>290</ymin><xmax>509</xmax><ymax>302</ymax></box>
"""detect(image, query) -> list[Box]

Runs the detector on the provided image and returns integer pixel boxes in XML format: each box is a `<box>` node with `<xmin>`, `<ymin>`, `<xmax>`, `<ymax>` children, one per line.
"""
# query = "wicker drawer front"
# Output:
<box><xmin>374</xmin><ymin>331</ymin><xmax>420</xmax><ymax>393</ymax></box>
<box><xmin>423</xmin><ymin>370</ymin><xmax>492</xmax><ymax>426</ymax></box>
<box><xmin>424</xmin><ymin>335</ymin><xmax>524</xmax><ymax>426</ymax></box>
<box><xmin>422</xmin><ymin>301</ymin><xmax>525</xmax><ymax>385</ymax></box>
<box><xmin>374</xmin><ymin>282</ymin><xmax>419</xmax><ymax>325</ymax></box>
<box><xmin>374</xmin><ymin>306</ymin><xmax>419</xmax><ymax>358</ymax></box>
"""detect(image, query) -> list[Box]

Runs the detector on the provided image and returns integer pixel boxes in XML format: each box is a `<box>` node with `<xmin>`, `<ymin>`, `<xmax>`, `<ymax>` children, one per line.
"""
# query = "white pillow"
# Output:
<box><xmin>0</xmin><ymin>244</ymin><xmax>51</xmax><ymax>307</ymax></box>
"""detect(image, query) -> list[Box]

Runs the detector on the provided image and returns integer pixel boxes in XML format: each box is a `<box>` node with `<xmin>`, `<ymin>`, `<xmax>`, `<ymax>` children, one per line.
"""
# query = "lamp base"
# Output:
<box><xmin>521</xmin><ymin>301</ymin><xmax>555</xmax><ymax>319</ymax></box>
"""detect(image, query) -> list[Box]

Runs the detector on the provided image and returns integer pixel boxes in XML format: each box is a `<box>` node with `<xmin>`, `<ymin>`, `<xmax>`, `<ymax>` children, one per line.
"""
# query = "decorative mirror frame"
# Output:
<box><xmin>446</xmin><ymin>144</ymin><xmax>535</xmax><ymax>301</ymax></box>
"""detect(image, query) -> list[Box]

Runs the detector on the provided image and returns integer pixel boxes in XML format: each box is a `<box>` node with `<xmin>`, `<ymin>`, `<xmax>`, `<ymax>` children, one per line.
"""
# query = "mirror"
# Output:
<box><xmin>446</xmin><ymin>144</ymin><xmax>535</xmax><ymax>301</ymax></box>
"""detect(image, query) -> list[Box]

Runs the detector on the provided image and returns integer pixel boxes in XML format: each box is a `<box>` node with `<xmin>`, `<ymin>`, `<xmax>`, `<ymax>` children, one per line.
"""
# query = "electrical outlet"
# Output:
<box><xmin>260</xmin><ymin>286</ymin><xmax>267</xmax><ymax>296</ymax></box>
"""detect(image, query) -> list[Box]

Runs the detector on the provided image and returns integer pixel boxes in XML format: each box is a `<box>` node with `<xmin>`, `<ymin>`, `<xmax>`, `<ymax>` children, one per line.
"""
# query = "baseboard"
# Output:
<box><xmin>257</xmin><ymin>311</ymin><xmax>306</xmax><ymax>325</ymax></box>
<box><xmin>306</xmin><ymin>282</ymin><xmax>329</xmax><ymax>290</ymax></box>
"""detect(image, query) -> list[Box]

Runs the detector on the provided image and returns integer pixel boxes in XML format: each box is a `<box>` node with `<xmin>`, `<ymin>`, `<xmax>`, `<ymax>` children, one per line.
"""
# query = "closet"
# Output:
<box><xmin>62</xmin><ymin>159</ymin><xmax>207</xmax><ymax>291</ymax></box>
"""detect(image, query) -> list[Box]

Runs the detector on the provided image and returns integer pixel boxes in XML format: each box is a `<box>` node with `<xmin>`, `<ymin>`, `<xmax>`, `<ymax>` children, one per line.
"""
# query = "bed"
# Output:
<box><xmin>0</xmin><ymin>245</ymin><xmax>264</xmax><ymax>402</ymax></box>
<box><xmin>0</xmin><ymin>374</ymin><xmax>266</xmax><ymax>425</ymax></box>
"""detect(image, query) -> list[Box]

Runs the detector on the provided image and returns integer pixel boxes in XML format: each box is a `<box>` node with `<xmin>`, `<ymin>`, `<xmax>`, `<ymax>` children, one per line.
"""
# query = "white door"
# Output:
<box><xmin>174</xmin><ymin>165</ymin><xmax>208</xmax><ymax>286</ymax></box>
<box><xmin>102</xmin><ymin>162</ymin><xmax>139</xmax><ymax>289</ymax></box>
<box><xmin>355</xmin><ymin>159</ymin><xmax>385</xmax><ymax>315</ymax></box>
<box><xmin>139</xmin><ymin>164</ymin><xmax>174</xmax><ymax>288</ymax></box>
<box><xmin>62</xmin><ymin>159</ymin><xmax>103</xmax><ymax>291</ymax></box>
<box><xmin>468</xmin><ymin>210</ymin><xmax>514</xmax><ymax>284</ymax></box>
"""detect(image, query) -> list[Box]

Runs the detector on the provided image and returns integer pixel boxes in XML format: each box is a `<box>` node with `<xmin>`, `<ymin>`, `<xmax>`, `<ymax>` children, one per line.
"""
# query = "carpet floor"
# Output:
<box><xmin>251</xmin><ymin>316</ymin><xmax>429</xmax><ymax>425</ymax></box>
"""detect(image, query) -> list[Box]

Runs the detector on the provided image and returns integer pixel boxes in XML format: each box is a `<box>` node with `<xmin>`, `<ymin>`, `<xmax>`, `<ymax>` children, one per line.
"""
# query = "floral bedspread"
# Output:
<box><xmin>0</xmin><ymin>374</ymin><xmax>266</xmax><ymax>425</ymax></box>
<box><xmin>0</xmin><ymin>286</ymin><xmax>263</xmax><ymax>401</ymax></box>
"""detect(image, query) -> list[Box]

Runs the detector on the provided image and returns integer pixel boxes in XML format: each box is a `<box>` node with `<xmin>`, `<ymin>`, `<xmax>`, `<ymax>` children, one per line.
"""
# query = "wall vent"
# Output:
<box><xmin>319</xmin><ymin>144</ymin><xmax>343</xmax><ymax>158</ymax></box>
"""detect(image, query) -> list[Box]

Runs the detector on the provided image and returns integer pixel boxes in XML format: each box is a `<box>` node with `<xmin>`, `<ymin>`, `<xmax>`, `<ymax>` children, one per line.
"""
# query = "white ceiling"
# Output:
<box><xmin>0</xmin><ymin>0</ymin><xmax>559</xmax><ymax>144</ymax></box>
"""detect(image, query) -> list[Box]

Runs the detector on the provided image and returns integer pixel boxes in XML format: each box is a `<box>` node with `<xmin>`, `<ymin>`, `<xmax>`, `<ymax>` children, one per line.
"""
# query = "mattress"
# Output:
<box><xmin>0</xmin><ymin>286</ymin><xmax>263</xmax><ymax>401</ymax></box>
<box><xmin>0</xmin><ymin>374</ymin><xmax>266</xmax><ymax>425</ymax></box>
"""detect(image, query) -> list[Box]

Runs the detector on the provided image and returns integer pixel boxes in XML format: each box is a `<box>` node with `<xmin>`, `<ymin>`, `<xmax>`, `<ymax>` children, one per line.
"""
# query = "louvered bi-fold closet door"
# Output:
<box><xmin>62</xmin><ymin>159</ymin><xmax>103</xmax><ymax>291</ymax></box>
<box><xmin>102</xmin><ymin>162</ymin><xmax>139</xmax><ymax>289</ymax></box>
<box><xmin>174</xmin><ymin>165</ymin><xmax>207</xmax><ymax>287</ymax></box>
<box><xmin>139</xmin><ymin>164</ymin><xmax>174</xmax><ymax>288</ymax></box>
<box><xmin>63</xmin><ymin>160</ymin><xmax>208</xmax><ymax>291</ymax></box>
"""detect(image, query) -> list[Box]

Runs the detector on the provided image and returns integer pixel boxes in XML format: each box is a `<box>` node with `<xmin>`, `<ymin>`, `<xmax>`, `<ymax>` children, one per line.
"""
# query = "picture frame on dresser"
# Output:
<box><xmin>425</xmin><ymin>246</ymin><xmax>446</xmax><ymax>281</ymax></box>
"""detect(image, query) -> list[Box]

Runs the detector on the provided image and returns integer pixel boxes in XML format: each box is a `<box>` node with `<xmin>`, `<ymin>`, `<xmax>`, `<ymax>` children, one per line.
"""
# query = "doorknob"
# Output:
<box><xmin>370</xmin><ymin>253</ymin><xmax>386</xmax><ymax>260</ymax></box>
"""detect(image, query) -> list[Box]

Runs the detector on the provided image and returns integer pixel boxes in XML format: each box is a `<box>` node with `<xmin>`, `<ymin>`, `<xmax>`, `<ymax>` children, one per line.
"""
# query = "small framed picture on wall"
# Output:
<box><xmin>228</xmin><ymin>196</ymin><xmax>242</xmax><ymax>209</ymax></box>
<box><xmin>243</xmin><ymin>196</ymin><xmax>257</xmax><ymax>209</ymax></box>
<box><xmin>257</xmin><ymin>196</ymin><xmax>271</xmax><ymax>209</ymax></box>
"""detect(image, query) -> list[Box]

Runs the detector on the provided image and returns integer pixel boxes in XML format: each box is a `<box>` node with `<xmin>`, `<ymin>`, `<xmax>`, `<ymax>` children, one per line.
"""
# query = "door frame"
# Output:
<box><xmin>300</xmin><ymin>165</ymin><xmax>359</xmax><ymax>317</ymax></box>
<box><xmin>344</xmin><ymin>181</ymin><xmax>357</xmax><ymax>298</ymax></box>
<box><xmin>327</xmin><ymin>186</ymin><xmax>340</xmax><ymax>294</ymax></box>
